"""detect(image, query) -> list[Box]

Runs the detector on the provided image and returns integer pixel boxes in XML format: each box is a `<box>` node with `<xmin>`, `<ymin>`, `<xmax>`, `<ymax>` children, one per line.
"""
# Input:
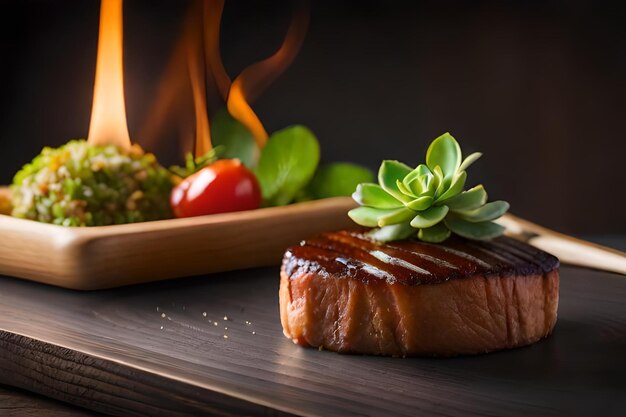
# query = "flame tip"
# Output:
<box><xmin>87</xmin><ymin>0</ymin><xmax>131</xmax><ymax>151</ymax></box>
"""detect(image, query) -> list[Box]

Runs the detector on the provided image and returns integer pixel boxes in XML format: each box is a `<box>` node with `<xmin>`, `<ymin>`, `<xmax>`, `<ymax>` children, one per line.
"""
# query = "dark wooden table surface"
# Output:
<box><xmin>0</xmin><ymin>384</ymin><xmax>104</xmax><ymax>416</ymax></box>
<box><xmin>0</xmin><ymin>238</ymin><xmax>625</xmax><ymax>417</ymax></box>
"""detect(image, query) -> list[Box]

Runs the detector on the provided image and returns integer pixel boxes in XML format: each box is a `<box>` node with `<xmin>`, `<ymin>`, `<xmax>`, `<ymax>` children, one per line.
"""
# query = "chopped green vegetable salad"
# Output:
<box><xmin>11</xmin><ymin>140</ymin><xmax>173</xmax><ymax>226</ymax></box>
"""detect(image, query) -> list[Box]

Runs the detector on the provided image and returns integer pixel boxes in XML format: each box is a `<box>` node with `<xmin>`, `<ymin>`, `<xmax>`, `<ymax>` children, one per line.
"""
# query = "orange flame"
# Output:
<box><xmin>139</xmin><ymin>0</ymin><xmax>229</xmax><ymax>158</ymax></box>
<box><xmin>186</xmin><ymin>4</ymin><xmax>212</xmax><ymax>158</ymax></box>
<box><xmin>139</xmin><ymin>0</ymin><xmax>308</xmax><ymax>156</ymax></box>
<box><xmin>202</xmin><ymin>0</ymin><xmax>231</xmax><ymax>103</ymax></box>
<box><xmin>87</xmin><ymin>0</ymin><xmax>131</xmax><ymax>151</ymax></box>
<box><xmin>227</xmin><ymin>5</ymin><xmax>309</xmax><ymax>148</ymax></box>
<box><xmin>137</xmin><ymin>12</ymin><xmax>197</xmax><ymax>155</ymax></box>
<box><xmin>188</xmin><ymin>49</ymin><xmax>212</xmax><ymax>157</ymax></box>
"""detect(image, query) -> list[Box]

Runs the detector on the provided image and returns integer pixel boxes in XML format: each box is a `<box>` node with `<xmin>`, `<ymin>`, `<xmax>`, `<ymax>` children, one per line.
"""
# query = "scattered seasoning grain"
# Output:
<box><xmin>224</xmin><ymin>327</ymin><xmax>228</xmax><ymax>330</ymax></box>
<box><xmin>156</xmin><ymin>307</ymin><xmax>160</xmax><ymax>312</ymax></box>
<box><xmin>202</xmin><ymin>312</ymin><xmax>207</xmax><ymax>317</ymax></box>
<box><xmin>252</xmin><ymin>331</ymin><xmax>256</xmax><ymax>335</ymax></box>
<box><xmin>213</xmin><ymin>322</ymin><xmax>218</xmax><ymax>326</ymax></box>
<box><xmin>160</xmin><ymin>326</ymin><xmax>164</xmax><ymax>330</ymax></box>
<box><xmin>223</xmin><ymin>335</ymin><xmax>228</xmax><ymax>339</ymax></box>
<box><xmin>161</xmin><ymin>313</ymin><xmax>166</xmax><ymax>318</ymax></box>
<box><xmin>223</xmin><ymin>316</ymin><xmax>228</xmax><ymax>321</ymax></box>
<box><xmin>245</xmin><ymin>320</ymin><xmax>251</xmax><ymax>325</ymax></box>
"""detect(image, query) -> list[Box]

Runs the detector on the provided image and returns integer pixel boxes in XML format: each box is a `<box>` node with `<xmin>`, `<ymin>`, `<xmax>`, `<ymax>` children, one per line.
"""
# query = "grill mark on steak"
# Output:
<box><xmin>325</xmin><ymin>232</ymin><xmax>459</xmax><ymax>282</ymax></box>
<box><xmin>285</xmin><ymin>232</ymin><xmax>559</xmax><ymax>286</ymax></box>
<box><xmin>409</xmin><ymin>241</ymin><xmax>493</xmax><ymax>269</ymax></box>
<box><xmin>384</xmin><ymin>242</ymin><xmax>460</xmax><ymax>270</ymax></box>
<box><xmin>369</xmin><ymin>250</ymin><xmax>432</xmax><ymax>276</ymax></box>
<box><xmin>344</xmin><ymin>231</ymin><xmax>461</xmax><ymax>271</ymax></box>
<box><xmin>463</xmin><ymin>241</ymin><xmax>520</xmax><ymax>265</ymax></box>
<box><xmin>486</xmin><ymin>239</ymin><xmax>547</xmax><ymax>270</ymax></box>
<box><xmin>499</xmin><ymin>238</ymin><xmax>561</xmax><ymax>273</ymax></box>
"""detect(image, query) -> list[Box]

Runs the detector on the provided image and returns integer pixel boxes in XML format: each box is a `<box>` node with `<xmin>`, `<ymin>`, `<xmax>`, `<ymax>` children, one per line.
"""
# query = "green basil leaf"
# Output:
<box><xmin>426</xmin><ymin>132</ymin><xmax>461</xmax><ymax>179</ymax></box>
<box><xmin>378</xmin><ymin>207</ymin><xmax>416</xmax><ymax>227</ymax></box>
<box><xmin>369</xmin><ymin>223</ymin><xmax>416</xmax><ymax>242</ymax></box>
<box><xmin>444</xmin><ymin>216</ymin><xmax>505</xmax><ymax>240</ymax></box>
<box><xmin>353</xmin><ymin>183</ymin><xmax>403</xmax><ymax>209</ymax></box>
<box><xmin>454</xmin><ymin>200</ymin><xmax>510</xmax><ymax>222</ymax></box>
<box><xmin>378</xmin><ymin>160</ymin><xmax>413</xmax><ymax>202</ymax></box>
<box><xmin>348</xmin><ymin>206</ymin><xmax>399</xmax><ymax>227</ymax></box>
<box><xmin>445</xmin><ymin>185</ymin><xmax>488</xmax><ymax>210</ymax></box>
<box><xmin>410</xmin><ymin>205</ymin><xmax>449</xmax><ymax>228</ymax></box>
<box><xmin>458</xmin><ymin>152</ymin><xmax>482</xmax><ymax>172</ymax></box>
<box><xmin>418</xmin><ymin>223</ymin><xmax>451</xmax><ymax>243</ymax></box>
<box><xmin>255</xmin><ymin>126</ymin><xmax>320</xmax><ymax>206</ymax></box>
<box><xmin>302</xmin><ymin>162</ymin><xmax>374</xmax><ymax>200</ymax></box>
<box><xmin>211</xmin><ymin>108</ymin><xmax>259</xmax><ymax>168</ymax></box>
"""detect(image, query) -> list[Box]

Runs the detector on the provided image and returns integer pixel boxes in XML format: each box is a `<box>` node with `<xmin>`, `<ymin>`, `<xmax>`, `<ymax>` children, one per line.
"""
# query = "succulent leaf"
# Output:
<box><xmin>348</xmin><ymin>206</ymin><xmax>398</xmax><ymax>227</ymax></box>
<box><xmin>444</xmin><ymin>215</ymin><xmax>505</xmax><ymax>240</ymax></box>
<box><xmin>406</xmin><ymin>176</ymin><xmax>425</xmax><ymax>196</ymax></box>
<box><xmin>378</xmin><ymin>160</ymin><xmax>413</xmax><ymax>202</ymax></box>
<box><xmin>369</xmin><ymin>223</ymin><xmax>416</xmax><ymax>241</ymax></box>
<box><xmin>402</xmin><ymin>165</ymin><xmax>422</xmax><ymax>186</ymax></box>
<box><xmin>459</xmin><ymin>152</ymin><xmax>482</xmax><ymax>172</ymax></box>
<box><xmin>378</xmin><ymin>207</ymin><xmax>417</xmax><ymax>227</ymax></box>
<box><xmin>432</xmin><ymin>166</ymin><xmax>446</xmax><ymax>198</ymax></box>
<box><xmin>418</xmin><ymin>223</ymin><xmax>451</xmax><ymax>243</ymax></box>
<box><xmin>426</xmin><ymin>132</ymin><xmax>462</xmax><ymax>179</ymax></box>
<box><xmin>445</xmin><ymin>185</ymin><xmax>487</xmax><ymax>210</ymax></box>
<box><xmin>405</xmin><ymin>195</ymin><xmax>434</xmax><ymax>211</ymax></box>
<box><xmin>349</xmin><ymin>133</ymin><xmax>509</xmax><ymax>242</ymax></box>
<box><xmin>435</xmin><ymin>170</ymin><xmax>467</xmax><ymax>203</ymax></box>
<box><xmin>352</xmin><ymin>183</ymin><xmax>403</xmax><ymax>209</ymax></box>
<box><xmin>454</xmin><ymin>200</ymin><xmax>510</xmax><ymax>223</ymax></box>
<box><xmin>410</xmin><ymin>205</ymin><xmax>449</xmax><ymax>228</ymax></box>
<box><xmin>396</xmin><ymin>179</ymin><xmax>417</xmax><ymax>198</ymax></box>
<box><xmin>403</xmin><ymin>165</ymin><xmax>431</xmax><ymax>189</ymax></box>
<box><xmin>423</xmin><ymin>174</ymin><xmax>438</xmax><ymax>196</ymax></box>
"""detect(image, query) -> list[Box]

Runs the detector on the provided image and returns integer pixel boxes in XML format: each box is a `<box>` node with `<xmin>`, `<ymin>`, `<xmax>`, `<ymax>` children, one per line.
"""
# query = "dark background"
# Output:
<box><xmin>0</xmin><ymin>0</ymin><xmax>624</xmax><ymax>234</ymax></box>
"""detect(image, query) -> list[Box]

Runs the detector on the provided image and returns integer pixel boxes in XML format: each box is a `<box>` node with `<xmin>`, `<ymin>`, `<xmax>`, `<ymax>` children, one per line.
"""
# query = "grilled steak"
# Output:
<box><xmin>280</xmin><ymin>231</ymin><xmax>559</xmax><ymax>356</ymax></box>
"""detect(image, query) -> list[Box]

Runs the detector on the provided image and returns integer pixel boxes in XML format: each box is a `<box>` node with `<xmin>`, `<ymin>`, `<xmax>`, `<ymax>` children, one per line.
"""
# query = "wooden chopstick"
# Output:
<box><xmin>497</xmin><ymin>213</ymin><xmax>626</xmax><ymax>275</ymax></box>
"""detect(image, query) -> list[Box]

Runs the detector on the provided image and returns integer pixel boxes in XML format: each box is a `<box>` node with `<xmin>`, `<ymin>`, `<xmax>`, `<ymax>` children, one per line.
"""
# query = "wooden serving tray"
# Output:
<box><xmin>0</xmin><ymin>187</ymin><xmax>356</xmax><ymax>290</ymax></box>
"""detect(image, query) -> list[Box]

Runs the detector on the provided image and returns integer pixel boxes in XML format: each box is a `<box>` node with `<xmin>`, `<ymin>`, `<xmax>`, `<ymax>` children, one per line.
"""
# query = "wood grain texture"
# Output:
<box><xmin>1</xmin><ymin>260</ymin><xmax>625</xmax><ymax>417</ymax></box>
<box><xmin>0</xmin><ymin>190</ymin><xmax>356</xmax><ymax>290</ymax></box>
<box><xmin>0</xmin><ymin>385</ymin><xmax>102</xmax><ymax>417</ymax></box>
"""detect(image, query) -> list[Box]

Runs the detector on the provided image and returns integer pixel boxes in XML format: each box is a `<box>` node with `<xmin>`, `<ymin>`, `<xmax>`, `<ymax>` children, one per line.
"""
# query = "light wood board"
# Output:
<box><xmin>0</xmin><ymin>260</ymin><xmax>625</xmax><ymax>417</ymax></box>
<box><xmin>0</xmin><ymin>186</ymin><xmax>356</xmax><ymax>290</ymax></box>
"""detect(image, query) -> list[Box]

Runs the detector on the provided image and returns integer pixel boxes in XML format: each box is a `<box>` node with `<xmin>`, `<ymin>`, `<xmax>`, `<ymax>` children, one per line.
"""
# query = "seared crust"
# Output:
<box><xmin>280</xmin><ymin>231</ymin><xmax>560</xmax><ymax>356</ymax></box>
<box><xmin>283</xmin><ymin>231</ymin><xmax>559</xmax><ymax>285</ymax></box>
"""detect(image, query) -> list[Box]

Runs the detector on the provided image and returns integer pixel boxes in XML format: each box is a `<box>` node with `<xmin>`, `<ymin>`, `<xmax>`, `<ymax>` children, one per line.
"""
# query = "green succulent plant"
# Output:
<box><xmin>348</xmin><ymin>133</ymin><xmax>509</xmax><ymax>243</ymax></box>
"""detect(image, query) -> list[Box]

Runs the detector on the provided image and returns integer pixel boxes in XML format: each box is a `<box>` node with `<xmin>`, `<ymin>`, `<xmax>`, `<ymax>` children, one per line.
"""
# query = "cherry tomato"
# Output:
<box><xmin>170</xmin><ymin>159</ymin><xmax>261</xmax><ymax>218</ymax></box>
